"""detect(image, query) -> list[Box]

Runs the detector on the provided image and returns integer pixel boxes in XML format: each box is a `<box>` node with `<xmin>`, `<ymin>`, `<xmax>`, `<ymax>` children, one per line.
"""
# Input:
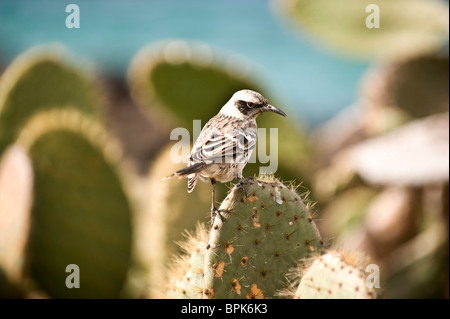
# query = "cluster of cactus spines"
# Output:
<box><xmin>294</xmin><ymin>250</ymin><xmax>377</xmax><ymax>299</ymax></box>
<box><xmin>15</xmin><ymin>109</ymin><xmax>133</xmax><ymax>298</ymax></box>
<box><xmin>0</xmin><ymin>45</ymin><xmax>102</xmax><ymax>155</ymax></box>
<box><xmin>203</xmin><ymin>176</ymin><xmax>323</xmax><ymax>299</ymax></box>
<box><xmin>165</xmin><ymin>223</ymin><xmax>209</xmax><ymax>299</ymax></box>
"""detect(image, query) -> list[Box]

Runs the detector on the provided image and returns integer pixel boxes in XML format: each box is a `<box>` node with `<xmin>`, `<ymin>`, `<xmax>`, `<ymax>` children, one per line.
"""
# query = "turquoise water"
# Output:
<box><xmin>0</xmin><ymin>0</ymin><xmax>370</xmax><ymax>127</ymax></box>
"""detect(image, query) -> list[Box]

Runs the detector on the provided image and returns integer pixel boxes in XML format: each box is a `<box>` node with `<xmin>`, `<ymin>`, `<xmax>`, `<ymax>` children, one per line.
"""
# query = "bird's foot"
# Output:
<box><xmin>211</xmin><ymin>206</ymin><xmax>225</xmax><ymax>225</ymax></box>
<box><xmin>237</xmin><ymin>177</ymin><xmax>250</xmax><ymax>198</ymax></box>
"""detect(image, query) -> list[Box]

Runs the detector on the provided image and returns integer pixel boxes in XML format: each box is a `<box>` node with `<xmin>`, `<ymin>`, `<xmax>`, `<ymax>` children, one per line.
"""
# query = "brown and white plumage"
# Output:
<box><xmin>186</xmin><ymin>114</ymin><xmax>258</xmax><ymax>191</ymax></box>
<box><xmin>163</xmin><ymin>89</ymin><xmax>286</xmax><ymax>221</ymax></box>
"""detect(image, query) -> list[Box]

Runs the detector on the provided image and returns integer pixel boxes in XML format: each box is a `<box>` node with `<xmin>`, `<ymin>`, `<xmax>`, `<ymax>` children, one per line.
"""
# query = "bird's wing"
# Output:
<box><xmin>190</xmin><ymin>127</ymin><xmax>257</xmax><ymax>165</ymax></box>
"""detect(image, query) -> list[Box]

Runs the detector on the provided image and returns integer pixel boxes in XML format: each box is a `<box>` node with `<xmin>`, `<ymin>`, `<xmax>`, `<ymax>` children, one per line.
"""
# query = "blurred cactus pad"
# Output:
<box><xmin>128</xmin><ymin>40</ymin><xmax>265</xmax><ymax>126</ymax></box>
<box><xmin>16</xmin><ymin>109</ymin><xmax>133</xmax><ymax>298</ymax></box>
<box><xmin>128</xmin><ymin>39</ymin><xmax>311</xmax><ymax>180</ymax></box>
<box><xmin>274</xmin><ymin>0</ymin><xmax>449</xmax><ymax>60</ymax></box>
<box><xmin>0</xmin><ymin>46</ymin><xmax>102</xmax><ymax>155</ymax></box>
<box><xmin>361</xmin><ymin>54</ymin><xmax>449</xmax><ymax>121</ymax></box>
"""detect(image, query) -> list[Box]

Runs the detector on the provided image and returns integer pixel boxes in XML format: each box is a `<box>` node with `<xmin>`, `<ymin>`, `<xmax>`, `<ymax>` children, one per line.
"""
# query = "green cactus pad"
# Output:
<box><xmin>16</xmin><ymin>109</ymin><xmax>133</xmax><ymax>298</ymax></box>
<box><xmin>203</xmin><ymin>177</ymin><xmax>323</xmax><ymax>299</ymax></box>
<box><xmin>295</xmin><ymin>251</ymin><xmax>377</xmax><ymax>299</ymax></box>
<box><xmin>0</xmin><ymin>45</ymin><xmax>101</xmax><ymax>155</ymax></box>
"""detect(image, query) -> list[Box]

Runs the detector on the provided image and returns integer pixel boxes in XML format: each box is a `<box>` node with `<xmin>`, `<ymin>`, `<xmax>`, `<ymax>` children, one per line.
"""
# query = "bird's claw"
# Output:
<box><xmin>211</xmin><ymin>207</ymin><xmax>225</xmax><ymax>225</ymax></box>
<box><xmin>237</xmin><ymin>178</ymin><xmax>250</xmax><ymax>198</ymax></box>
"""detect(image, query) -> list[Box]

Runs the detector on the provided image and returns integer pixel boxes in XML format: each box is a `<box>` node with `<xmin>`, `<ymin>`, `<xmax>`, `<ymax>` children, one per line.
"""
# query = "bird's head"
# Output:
<box><xmin>219</xmin><ymin>89</ymin><xmax>287</xmax><ymax>119</ymax></box>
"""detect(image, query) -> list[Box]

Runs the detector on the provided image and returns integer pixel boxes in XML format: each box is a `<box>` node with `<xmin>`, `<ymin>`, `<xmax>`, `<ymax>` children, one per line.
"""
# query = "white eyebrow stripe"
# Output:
<box><xmin>219</xmin><ymin>99</ymin><xmax>245</xmax><ymax>118</ymax></box>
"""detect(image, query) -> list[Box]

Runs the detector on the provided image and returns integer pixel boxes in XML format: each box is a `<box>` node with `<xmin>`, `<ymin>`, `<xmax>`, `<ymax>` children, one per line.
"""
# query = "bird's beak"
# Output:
<box><xmin>262</xmin><ymin>104</ymin><xmax>287</xmax><ymax>117</ymax></box>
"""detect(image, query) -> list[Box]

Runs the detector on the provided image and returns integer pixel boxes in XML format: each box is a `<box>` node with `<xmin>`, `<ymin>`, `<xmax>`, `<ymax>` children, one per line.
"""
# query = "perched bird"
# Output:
<box><xmin>163</xmin><ymin>89</ymin><xmax>287</xmax><ymax>223</ymax></box>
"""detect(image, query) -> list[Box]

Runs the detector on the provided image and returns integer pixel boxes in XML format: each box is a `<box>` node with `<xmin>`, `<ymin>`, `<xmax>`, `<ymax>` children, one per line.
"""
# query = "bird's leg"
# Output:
<box><xmin>210</xmin><ymin>179</ymin><xmax>216</xmax><ymax>220</ymax></box>
<box><xmin>210</xmin><ymin>179</ymin><xmax>224</xmax><ymax>225</ymax></box>
<box><xmin>237</xmin><ymin>176</ymin><xmax>248</xmax><ymax>198</ymax></box>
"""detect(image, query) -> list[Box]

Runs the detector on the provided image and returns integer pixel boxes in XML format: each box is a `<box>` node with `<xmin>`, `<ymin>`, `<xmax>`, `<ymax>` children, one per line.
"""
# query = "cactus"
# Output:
<box><xmin>294</xmin><ymin>250</ymin><xmax>377</xmax><ymax>299</ymax></box>
<box><xmin>165</xmin><ymin>223</ymin><xmax>209</xmax><ymax>299</ymax></box>
<box><xmin>274</xmin><ymin>0</ymin><xmax>449</xmax><ymax>60</ymax></box>
<box><xmin>0</xmin><ymin>45</ymin><xmax>102</xmax><ymax>155</ymax></box>
<box><xmin>15</xmin><ymin>109</ymin><xmax>133</xmax><ymax>298</ymax></box>
<box><xmin>203</xmin><ymin>176</ymin><xmax>323</xmax><ymax>299</ymax></box>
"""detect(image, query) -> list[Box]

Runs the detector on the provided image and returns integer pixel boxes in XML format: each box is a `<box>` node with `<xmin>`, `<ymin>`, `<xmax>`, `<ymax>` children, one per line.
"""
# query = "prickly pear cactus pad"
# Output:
<box><xmin>203</xmin><ymin>177</ymin><xmax>323</xmax><ymax>299</ymax></box>
<box><xmin>16</xmin><ymin>109</ymin><xmax>133</xmax><ymax>298</ymax></box>
<box><xmin>0</xmin><ymin>45</ymin><xmax>101</xmax><ymax>155</ymax></box>
<box><xmin>295</xmin><ymin>251</ymin><xmax>377</xmax><ymax>299</ymax></box>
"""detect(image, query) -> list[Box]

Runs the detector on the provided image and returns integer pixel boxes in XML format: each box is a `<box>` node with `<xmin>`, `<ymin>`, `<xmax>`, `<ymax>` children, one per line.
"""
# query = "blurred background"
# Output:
<box><xmin>0</xmin><ymin>0</ymin><xmax>448</xmax><ymax>298</ymax></box>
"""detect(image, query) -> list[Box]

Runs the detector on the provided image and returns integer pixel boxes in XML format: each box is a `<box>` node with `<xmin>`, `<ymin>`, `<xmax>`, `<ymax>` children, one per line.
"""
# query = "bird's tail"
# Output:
<box><xmin>187</xmin><ymin>174</ymin><xmax>198</xmax><ymax>193</ymax></box>
<box><xmin>162</xmin><ymin>162</ymin><xmax>207</xmax><ymax>181</ymax></box>
<box><xmin>163</xmin><ymin>162</ymin><xmax>206</xmax><ymax>193</ymax></box>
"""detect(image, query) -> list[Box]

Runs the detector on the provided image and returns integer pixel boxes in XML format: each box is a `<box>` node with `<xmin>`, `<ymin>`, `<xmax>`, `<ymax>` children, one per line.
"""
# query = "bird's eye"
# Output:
<box><xmin>247</xmin><ymin>102</ymin><xmax>255</xmax><ymax>108</ymax></box>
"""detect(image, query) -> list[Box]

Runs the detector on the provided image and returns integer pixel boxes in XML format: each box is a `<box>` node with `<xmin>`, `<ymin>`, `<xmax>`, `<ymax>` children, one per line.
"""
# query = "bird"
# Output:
<box><xmin>163</xmin><ymin>89</ymin><xmax>287</xmax><ymax>223</ymax></box>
